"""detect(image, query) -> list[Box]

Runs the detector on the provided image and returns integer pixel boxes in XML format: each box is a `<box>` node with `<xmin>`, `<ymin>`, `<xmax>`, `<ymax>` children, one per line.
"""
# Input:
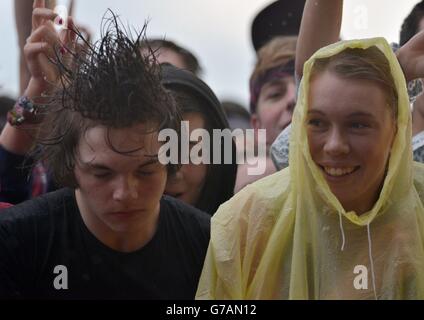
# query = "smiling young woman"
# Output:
<box><xmin>196</xmin><ymin>38</ymin><xmax>424</xmax><ymax>300</ymax></box>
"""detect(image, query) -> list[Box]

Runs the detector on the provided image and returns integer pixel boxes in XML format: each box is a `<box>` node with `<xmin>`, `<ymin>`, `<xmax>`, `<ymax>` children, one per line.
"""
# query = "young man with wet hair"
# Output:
<box><xmin>0</xmin><ymin>2</ymin><xmax>209</xmax><ymax>299</ymax></box>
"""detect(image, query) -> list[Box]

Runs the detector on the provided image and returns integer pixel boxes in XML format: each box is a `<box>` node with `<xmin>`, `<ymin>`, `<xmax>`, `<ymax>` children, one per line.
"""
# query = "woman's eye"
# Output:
<box><xmin>350</xmin><ymin>122</ymin><xmax>368</xmax><ymax>129</ymax></box>
<box><xmin>307</xmin><ymin>119</ymin><xmax>324</xmax><ymax>127</ymax></box>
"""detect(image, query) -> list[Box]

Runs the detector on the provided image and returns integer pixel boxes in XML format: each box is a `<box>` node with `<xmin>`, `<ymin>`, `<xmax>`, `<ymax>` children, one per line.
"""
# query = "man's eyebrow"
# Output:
<box><xmin>137</xmin><ymin>158</ymin><xmax>160</xmax><ymax>168</ymax></box>
<box><xmin>84</xmin><ymin>163</ymin><xmax>111</xmax><ymax>170</ymax></box>
<box><xmin>83</xmin><ymin>158</ymin><xmax>159</xmax><ymax>170</ymax></box>
<box><xmin>263</xmin><ymin>79</ymin><xmax>288</xmax><ymax>89</ymax></box>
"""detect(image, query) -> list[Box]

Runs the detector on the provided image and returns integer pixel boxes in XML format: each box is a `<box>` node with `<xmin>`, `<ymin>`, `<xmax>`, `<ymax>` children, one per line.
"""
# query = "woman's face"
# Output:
<box><xmin>165</xmin><ymin>112</ymin><xmax>208</xmax><ymax>206</ymax></box>
<box><xmin>307</xmin><ymin>71</ymin><xmax>396</xmax><ymax>214</ymax></box>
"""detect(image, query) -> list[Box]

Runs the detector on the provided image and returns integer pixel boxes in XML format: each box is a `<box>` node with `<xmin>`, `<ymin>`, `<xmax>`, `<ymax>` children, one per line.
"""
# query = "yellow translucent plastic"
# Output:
<box><xmin>196</xmin><ymin>38</ymin><xmax>424</xmax><ymax>299</ymax></box>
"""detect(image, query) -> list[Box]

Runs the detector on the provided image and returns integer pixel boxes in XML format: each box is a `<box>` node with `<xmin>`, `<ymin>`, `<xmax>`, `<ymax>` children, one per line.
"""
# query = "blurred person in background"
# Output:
<box><xmin>162</xmin><ymin>64</ymin><xmax>237</xmax><ymax>215</ymax></box>
<box><xmin>235</xmin><ymin>36</ymin><xmax>297</xmax><ymax>193</ymax></box>
<box><xmin>140</xmin><ymin>38</ymin><xmax>202</xmax><ymax>76</ymax></box>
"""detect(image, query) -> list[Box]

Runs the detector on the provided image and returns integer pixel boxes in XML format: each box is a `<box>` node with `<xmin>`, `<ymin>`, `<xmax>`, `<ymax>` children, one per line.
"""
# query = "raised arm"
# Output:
<box><xmin>296</xmin><ymin>0</ymin><xmax>343</xmax><ymax>78</ymax></box>
<box><xmin>396</xmin><ymin>29</ymin><xmax>424</xmax><ymax>83</ymax></box>
<box><xmin>1</xmin><ymin>0</ymin><xmax>75</xmax><ymax>155</ymax></box>
<box><xmin>0</xmin><ymin>0</ymin><xmax>75</xmax><ymax>203</ymax></box>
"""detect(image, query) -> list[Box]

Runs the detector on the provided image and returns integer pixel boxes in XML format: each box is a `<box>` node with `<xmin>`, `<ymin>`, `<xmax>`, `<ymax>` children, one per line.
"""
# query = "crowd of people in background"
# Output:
<box><xmin>1</xmin><ymin>0</ymin><xmax>424</xmax><ymax>300</ymax></box>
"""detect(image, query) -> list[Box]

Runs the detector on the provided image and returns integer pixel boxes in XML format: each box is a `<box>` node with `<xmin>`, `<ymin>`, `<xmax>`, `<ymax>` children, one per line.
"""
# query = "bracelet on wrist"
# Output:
<box><xmin>7</xmin><ymin>96</ymin><xmax>44</xmax><ymax>126</ymax></box>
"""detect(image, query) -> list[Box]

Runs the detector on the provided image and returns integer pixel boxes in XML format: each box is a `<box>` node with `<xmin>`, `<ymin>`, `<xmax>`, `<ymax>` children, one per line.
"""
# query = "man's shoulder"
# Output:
<box><xmin>0</xmin><ymin>188</ymin><xmax>75</xmax><ymax>224</ymax></box>
<box><xmin>0</xmin><ymin>188</ymin><xmax>77</xmax><ymax>268</ymax></box>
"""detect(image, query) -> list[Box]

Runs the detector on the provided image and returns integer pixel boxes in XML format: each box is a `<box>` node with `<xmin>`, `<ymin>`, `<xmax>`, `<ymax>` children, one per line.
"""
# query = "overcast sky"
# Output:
<box><xmin>0</xmin><ymin>0</ymin><xmax>421</xmax><ymax>106</ymax></box>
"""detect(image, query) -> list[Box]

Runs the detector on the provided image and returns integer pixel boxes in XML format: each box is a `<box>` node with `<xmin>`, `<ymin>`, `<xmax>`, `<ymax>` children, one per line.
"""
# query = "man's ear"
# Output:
<box><xmin>251</xmin><ymin>113</ymin><xmax>260</xmax><ymax>131</ymax></box>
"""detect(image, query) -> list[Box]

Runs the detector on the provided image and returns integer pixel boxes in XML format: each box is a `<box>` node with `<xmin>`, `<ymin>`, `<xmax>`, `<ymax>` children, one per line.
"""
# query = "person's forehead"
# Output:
<box><xmin>156</xmin><ymin>48</ymin><xmax>186</xmax><ymax>70</ymax></box>
<box><xmin>309</xmin><ymin>72</ymin><xmax>388</xmax><ymax>113</ymax></box>
<box><xmin>79</xmin><ymin>125</ymin><xmax>161</xmax><ymax>157</ymax></box>
<box><xmin>311</xmin><ymin>71</ymin><xmax>385</xmax><ymax>94</ymax></box>
<box><xmin>262</xmin><ymin>76</ymin><xmax>295</xmax><ymax>90</ymax></box>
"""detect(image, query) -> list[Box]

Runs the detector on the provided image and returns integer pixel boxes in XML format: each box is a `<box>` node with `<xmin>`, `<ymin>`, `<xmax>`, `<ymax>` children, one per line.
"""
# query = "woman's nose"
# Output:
<box><xmin>323</xmin><ymin>128</ymin><xmax>350</xmax><ymax>156</ymax></box>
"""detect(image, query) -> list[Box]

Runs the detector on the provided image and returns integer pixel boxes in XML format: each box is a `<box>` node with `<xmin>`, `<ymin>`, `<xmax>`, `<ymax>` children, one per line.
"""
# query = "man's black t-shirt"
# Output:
<box><xmin>0</xmin><ymin>188</ymin><xmax>210</xmax><ymax>299</ymax></box>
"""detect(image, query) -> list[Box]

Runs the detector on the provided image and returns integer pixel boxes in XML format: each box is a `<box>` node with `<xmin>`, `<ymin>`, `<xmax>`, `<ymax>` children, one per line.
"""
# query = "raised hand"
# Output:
<box><xmin>24</xmin><ymin>0</ymin><xmax>76</xmax><ymax>97</ymax></box>
<box><xmin>397</xmin><ymin>29</ymin><xmax>424</xmax><ymax>83</ymax></box>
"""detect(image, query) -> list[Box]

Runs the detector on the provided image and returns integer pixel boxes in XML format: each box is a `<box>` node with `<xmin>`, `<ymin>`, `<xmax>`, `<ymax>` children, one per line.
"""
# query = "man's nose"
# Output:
<box><xmin>112</xmin><ymin>175</ymin><xmax>139</xmax><ymax>201</ymax></box>
<box><xmin>278</xmin><ymin>85</ymin><xmax>296</xmax><ymax>130</ymax></box>
<box><xmin>278</xmin><ymin>102</ymin><xmax>295</xmax><ymax>130</ymax></box>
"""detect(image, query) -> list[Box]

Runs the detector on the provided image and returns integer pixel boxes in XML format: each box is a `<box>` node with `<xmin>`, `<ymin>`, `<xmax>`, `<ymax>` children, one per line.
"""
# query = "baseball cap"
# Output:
<box><xmin>251</xmin><ymin>0</ymin><xmax>306</xmax><ymax>51</ymax></box>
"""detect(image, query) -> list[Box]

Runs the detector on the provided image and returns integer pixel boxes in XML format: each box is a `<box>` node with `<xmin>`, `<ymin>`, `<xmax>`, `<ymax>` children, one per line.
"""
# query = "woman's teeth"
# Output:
<box><xmin>324</xmin><ymin>167</ymin><xmax>356</xmax><ymax>176</ymax></box>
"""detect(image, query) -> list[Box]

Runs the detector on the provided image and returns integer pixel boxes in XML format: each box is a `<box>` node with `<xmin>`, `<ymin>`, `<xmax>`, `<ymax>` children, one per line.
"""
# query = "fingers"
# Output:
<box><xmin>24</xmin><ymin>42</ymin><xmax>54</xmax><ymax>62</ymax></box>
<box><xmin>26</xmin><ymin>23</ymin><xmax>68</xmax><ymax>62</ymax></box>
<box><xmin>68</xmin><ymin>0</ymin><xmax>75</xmax><ymax>17</ymax></box>
<box><xmin>32</xmin><ymin>7</ymin><xmax>58</xmax><ymax>31</ymax></box>
<box><xmin>33</xmin><ymin>0</ymin><xmax>45</xmax><ymax>9</ymax></box>
<box><xmin>68</xmin><ymin>17</ymin><xmax>77</xmax><ymax>43</ymax></box>
<box><xmin>32</xmin><ymin>5</ymin><xmax>76</xmax><ymax>51</ymax></box>
<box><xmin>60</xmin><ymin>16</ymin><xmax>76</xmax><ymax>46</ymax></box>
<box><xmin>27</xmin><ymin>23</ymin><xmax>60</xmax><ymax>47</ymax></box>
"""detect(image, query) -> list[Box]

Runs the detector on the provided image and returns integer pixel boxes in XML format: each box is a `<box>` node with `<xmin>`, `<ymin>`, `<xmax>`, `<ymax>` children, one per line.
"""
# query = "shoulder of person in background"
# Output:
<box><xmin>0</xmin><ymin>202</ymin><xmax>12</xmax><ymax>210</ymax></box>
<box><xmin>270</xmin><ymin>123</ymin><xmax>291</xmax><ymax>170</ymax></box>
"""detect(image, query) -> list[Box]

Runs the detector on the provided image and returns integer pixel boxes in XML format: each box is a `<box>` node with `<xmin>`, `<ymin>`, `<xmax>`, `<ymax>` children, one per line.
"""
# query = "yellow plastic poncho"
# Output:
<box><xmin>196</xmin><ymin>38</ymin><xmax>424</xmax><ymax>300</ymax></box>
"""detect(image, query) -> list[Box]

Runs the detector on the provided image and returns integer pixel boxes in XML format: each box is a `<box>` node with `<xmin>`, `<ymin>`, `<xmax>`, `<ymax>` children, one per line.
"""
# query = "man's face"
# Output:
<box><xmin>74</xmin><ymin>124</ymin><xmax>168</xmax><ymax>235</ymax></box>
<box><xmin>252</xmin><ymin>76</ymin><xmax>296</xmax><ymax>150</ymax></box>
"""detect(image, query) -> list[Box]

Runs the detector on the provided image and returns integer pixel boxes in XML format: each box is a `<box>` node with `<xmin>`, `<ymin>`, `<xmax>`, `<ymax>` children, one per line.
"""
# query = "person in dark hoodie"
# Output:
<box><xmin>161</xmin><ymin>64</ymin><xmax>238</xmax><ymax>215</ymax></box>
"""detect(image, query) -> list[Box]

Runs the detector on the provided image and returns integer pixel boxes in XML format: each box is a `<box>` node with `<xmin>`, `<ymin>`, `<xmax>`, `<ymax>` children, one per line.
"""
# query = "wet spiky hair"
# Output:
<box><xmin>35</xmin><ymin>10</ymin><xmax>180</xmax><ymax>188</ymax></box>
<box><xmin>55</xmin><ymin>10</ymin><xmax>176</xmax><ymax>128</ymax></box>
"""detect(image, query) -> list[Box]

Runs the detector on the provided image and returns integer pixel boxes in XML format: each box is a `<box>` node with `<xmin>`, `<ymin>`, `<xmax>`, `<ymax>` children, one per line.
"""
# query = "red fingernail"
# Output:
<box><xmin>58</xmin><ymin>18</ymin><xmax>63</xmax><ymax>25</ymax></box>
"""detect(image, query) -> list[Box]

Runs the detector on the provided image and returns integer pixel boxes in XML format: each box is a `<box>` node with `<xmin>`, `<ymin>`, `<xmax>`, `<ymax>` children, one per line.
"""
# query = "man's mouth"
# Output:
<box><xmin>110</xmin><ymin>210</ymin><xmax>141</xmax><ymax>218</ymax></box>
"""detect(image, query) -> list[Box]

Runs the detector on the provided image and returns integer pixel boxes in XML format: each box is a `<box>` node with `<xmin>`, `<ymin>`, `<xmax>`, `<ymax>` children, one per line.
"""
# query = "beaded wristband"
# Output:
<box><xmin>7</xmin><ymin>96</ymin><xmax>42</xmax><ymax>126</ymax></box>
